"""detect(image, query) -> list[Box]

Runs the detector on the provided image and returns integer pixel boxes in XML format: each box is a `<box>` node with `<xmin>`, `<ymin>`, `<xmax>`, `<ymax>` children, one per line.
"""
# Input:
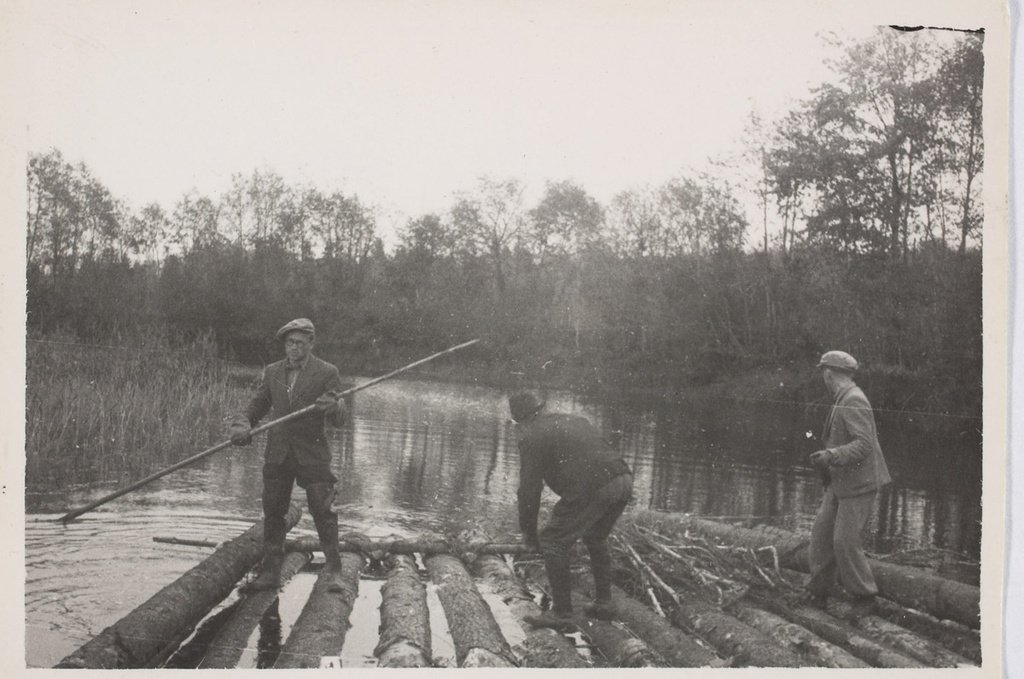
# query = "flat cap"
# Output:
<box><xmin>276</xmin><ymin>318</ymin><xmax>316</xmax><ymax>340</ymax></box>
<box><xmin>817</xmin><ymin>350</ymin><xmax>858</xmax><ymax>372</ymax></box>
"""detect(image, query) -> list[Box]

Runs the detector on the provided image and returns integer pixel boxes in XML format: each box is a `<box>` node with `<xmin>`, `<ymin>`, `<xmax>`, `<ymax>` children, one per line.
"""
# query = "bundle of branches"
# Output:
<box><xmin>609</xmin><ymin>517</ymin><xmax>797</xmax><ymax>613</ymax></box>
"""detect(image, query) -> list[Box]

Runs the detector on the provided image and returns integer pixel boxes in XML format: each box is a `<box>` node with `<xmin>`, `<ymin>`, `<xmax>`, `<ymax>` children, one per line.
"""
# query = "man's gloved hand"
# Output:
<box><xmin>229</xmin><ymin>419</ymin><xmax>253</xmax><ymax>446</ymax></box>
<box><xmin>809</xmin><ymin>450</ymin><xmax>831</xmax><ymax>469</ymax></box>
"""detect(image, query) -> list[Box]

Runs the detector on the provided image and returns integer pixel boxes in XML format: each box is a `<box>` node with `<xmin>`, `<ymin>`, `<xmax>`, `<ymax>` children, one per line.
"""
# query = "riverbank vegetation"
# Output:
<box><xmin>25</xmin><ymin>28</ymin><xmax>983</xmax><ymax>433</ymax></box>
<box><xmin>25</xmin><ymin>331</ymin><xmax>239</xmax><ymax>490</ymax></box>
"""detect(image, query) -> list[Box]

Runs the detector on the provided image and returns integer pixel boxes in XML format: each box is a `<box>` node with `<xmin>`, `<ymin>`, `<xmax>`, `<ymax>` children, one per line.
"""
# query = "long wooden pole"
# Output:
<box><xmin>57</xmin><ymin>339</ymin><xmax>480</xmax><ymax>523</ymax></box>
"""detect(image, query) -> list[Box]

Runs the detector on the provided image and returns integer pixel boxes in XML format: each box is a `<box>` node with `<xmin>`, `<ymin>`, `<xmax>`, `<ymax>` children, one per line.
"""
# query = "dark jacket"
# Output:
<box><xmin>821</xmin><ymin>383</ymin><xmax>892</xmax><ymax>498</ymax></box>
<box><xmin>244</xmin><ymin>355</ymin><xmax>344</xmax><ymax>466</ymax></box>
<box><xmin>516</xmin><ymin>413</ymin><xmax>632</xmax><ymax>539</ymax></box>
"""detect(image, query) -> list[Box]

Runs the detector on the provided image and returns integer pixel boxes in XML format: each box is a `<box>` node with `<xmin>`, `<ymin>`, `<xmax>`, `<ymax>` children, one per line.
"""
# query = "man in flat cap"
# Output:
<box><xmin>230</xmin><ymin>318</ymin><xmax>348</xmax><ymax>592</ymax></box>
<box><xmin>509</xmin><ymin>391</ymin><xmax>633</xmax><ymax>631</ymax></box>
<box><xmin>807</xmin><ymin>351</ymin><xmax>891</xmax><ymax>618</ymax></box>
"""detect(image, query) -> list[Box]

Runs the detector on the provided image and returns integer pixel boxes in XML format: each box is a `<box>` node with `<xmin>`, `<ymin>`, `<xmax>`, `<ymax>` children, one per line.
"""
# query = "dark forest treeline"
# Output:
<box><xmin>25</xmin><ymin>28</ymin><xmax>983</xmax><ymax>425</ymax></box>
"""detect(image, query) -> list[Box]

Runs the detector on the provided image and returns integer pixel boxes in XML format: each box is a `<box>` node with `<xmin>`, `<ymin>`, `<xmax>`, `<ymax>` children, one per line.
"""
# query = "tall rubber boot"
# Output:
<box><xmin>523</xmin><ymin>552</ymin><xmax>578</xmax><ymax>632</ymax></box>
<box><xmin>245</xmin><ymin>544</ymin><xmax>285</xmax><ymax>592</ymax></box>
<box><xmin>584</xmin><ymin>540</ymin><xmax>615</xmax><ymax>619</ymax></box>
<box><xmin>245</xmin><ymin>473</ymin><xmax>293</xmax><ymax>592</ymax></box>
<box><xmin>307</xmin><ymin>483</ymin><xmax>345</xmax><ymax>593</ymax></box>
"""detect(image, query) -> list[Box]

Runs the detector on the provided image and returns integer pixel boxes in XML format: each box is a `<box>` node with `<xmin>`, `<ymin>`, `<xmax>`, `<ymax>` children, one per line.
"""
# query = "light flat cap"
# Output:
<box><xmin>817</xmin><ymin>350</ymin><xmax>858</xmax><ymax>372</ymax></box>
<box><xmin>276</xmin><ymin>318</ymin><xmax>315</xmax><ymax>339</ymax></box>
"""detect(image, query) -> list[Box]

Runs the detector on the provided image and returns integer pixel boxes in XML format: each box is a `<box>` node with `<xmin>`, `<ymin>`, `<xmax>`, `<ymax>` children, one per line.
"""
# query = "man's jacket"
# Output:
<box><xmin>821</xmin><ymin>383</ymin><xmax>892</xmax><ymax>498</ymax></box>
<box><xmin>516</xmin><ymin>413</ymin><xmax>632</xmax><ymax>540</ymax></box>
<box><xmin>244</xmin><ymin>355</ymin><xmax>344</xmax><ymax>466</ymax></box>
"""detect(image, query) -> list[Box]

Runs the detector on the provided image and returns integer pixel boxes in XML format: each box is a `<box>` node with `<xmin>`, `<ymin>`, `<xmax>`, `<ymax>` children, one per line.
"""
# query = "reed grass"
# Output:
<box><xmin>25</xmin><ymin>330</ymin><xmax>250</xmax><ymax>491</ymax></box>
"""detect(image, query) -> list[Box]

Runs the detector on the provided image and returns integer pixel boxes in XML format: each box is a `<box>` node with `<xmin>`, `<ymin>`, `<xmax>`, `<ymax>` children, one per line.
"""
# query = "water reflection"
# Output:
<box><xmin>256</xmin><ymin>600</ymin><xmax>282</xmax><ymax>669</ymax></box>
<box><xmin>24</xmin><ymin>376</ymin><xmax>981</xmax><ymax>668</ymax></box>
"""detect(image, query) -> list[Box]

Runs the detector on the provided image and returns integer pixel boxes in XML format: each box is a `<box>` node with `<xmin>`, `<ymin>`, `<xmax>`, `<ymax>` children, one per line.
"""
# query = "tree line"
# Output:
<box><xmin>25</xmin><ymin>28</ymin><xmax>984</xmax><ymax>425</ymax></box>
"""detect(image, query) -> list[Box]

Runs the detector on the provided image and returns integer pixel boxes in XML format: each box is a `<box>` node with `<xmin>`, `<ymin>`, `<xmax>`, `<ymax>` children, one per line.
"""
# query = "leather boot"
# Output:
<box><xmin>522</xmin><ymin>609</ymin><xmax>579</xmax><ymax>632</ymax></box>
<box><xmin>307</xmin><ymin>483</ymin><xmax>345</xmax><ymax>593</ymax></box>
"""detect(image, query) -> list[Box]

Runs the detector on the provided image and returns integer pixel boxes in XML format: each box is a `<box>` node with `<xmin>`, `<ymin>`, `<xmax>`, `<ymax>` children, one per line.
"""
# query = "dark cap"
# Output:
<box><xmin>276</xmin><ymin>318</ymin><xmax>315</xmax><ymax>340</ymax></box>
<box><xmin>509</xmin><ymin>392</ymin><xmax>546</xmax><ymax>422</ymax></box>
<box><xmin>817</xmin><ymin>350</ymin><xmax>858</xmax><ymax>372</ymax></box>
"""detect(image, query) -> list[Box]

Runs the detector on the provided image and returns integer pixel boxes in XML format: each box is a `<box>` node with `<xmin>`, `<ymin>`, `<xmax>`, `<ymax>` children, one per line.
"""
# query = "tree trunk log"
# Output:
<box><xmin>424</xmin><ymin>554</ymin><xmax>517</xmax><ymax>667</ymax></box>
<box><xmin>872</xmin><ymin>595</ymin><xmax>981</xmax><ymax>664</ymax></box>
<box><xmin>287</xmin><ymin>536</ymin><xmax>534</xmax><ymax>556</ymax></box>
<box><xmin>853</xmin><ymin>615</ymin><xmax>974</xmax><ymax>667</ymax></box>
<box><xmin>55</xmin><ymin>505</ymin><xmax>302</xmax><ymax>669</ymax></box>
<box><xmin>670</xmin><ymin>595</ymin><xmax>804</xmax><ymax>667</ymax></box>
<box><xmin>730</xmin><ymin>602</ymin><xmax>869</xmax><ymax>668</ymax></box>
<box><xmin>631</xmin><ymin>510</ymin><xmax>980</xmax><ymax>629</ymax></box>
<box><xmin>747</xmin><ymin>593</ymin><xmax>924</xmax><ymax>668</ymax></box>
<box><xmin>197</xmin><ymin>551</ymin><xmax>311</xmax><ymax>668</ymax></box>
<box><xmin>374</xmin><ymin>553</ymin><xmax>433</xmax><ymax>667</ymax></box>
<box><xmin>274</xmin><ymin>552</ymin><xmax>363</xmax><ymax>668</ymax></box>
<box><xmin>521</xmin><ymin>562</ymin><xmax>667</xmax><ymax>667</ymax></box>
<box><xmin>575</xmin><ymin>573</ymin><xmax>723</xmax><ymax>667</ymax></box>
<box><xmin>471</xmin><ymin>554</ymin><xmax>588</xmax><ymax>668</ymax></box>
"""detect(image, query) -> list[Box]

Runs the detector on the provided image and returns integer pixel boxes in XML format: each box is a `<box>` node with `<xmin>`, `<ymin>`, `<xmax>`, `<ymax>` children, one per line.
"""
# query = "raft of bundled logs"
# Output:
<box><xmin>55</xmin><ymin>506</ymin><xmax>983</xmax><ymax>669</ymax></box>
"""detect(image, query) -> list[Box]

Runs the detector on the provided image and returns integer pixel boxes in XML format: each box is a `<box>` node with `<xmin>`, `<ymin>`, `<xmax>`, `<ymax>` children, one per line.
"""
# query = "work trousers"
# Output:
<box><xmin>539</xmin><ymin>473</ymin><xmax>633</xmax><ymax>614</ymax></box>
<box><xmin>262</xmin><ymin>455</ymin><xmax>338</xmax><ymax>550</ymax></box>
<box><xmin>808</xmin><ymin>486</ymin><xmax>879</xmax><ymax>598</ymax></box>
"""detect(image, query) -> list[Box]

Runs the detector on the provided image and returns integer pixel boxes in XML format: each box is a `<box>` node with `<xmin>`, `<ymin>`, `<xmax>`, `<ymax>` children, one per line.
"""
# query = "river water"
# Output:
<box><xmin>23</xmin><ymin>376</ymin><xmax>982</xmax><ymax>668</ymax></box>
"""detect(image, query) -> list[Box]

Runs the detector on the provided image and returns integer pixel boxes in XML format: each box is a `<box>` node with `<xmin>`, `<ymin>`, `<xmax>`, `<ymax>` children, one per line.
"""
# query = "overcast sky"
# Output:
<box><xmin>3</xmin><ymin>1</ymin><xmax>864</xmax><ymax>233</ymax></box>
<box><xmin>0</xmin><ymin>0</ymin><xmax>1002</xmax><ymax>241</ymax></box>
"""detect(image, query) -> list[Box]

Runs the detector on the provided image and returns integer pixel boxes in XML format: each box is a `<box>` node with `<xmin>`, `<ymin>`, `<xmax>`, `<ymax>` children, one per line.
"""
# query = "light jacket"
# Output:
<box><xmin>244</xmin><ymin>354</ymin><xmax>345</xmax><ymax>466</ymax></box>
<box><xmin>822</xmin><ymin>382</ymin><xmax>892</xmax><ymax>497</ymax></box>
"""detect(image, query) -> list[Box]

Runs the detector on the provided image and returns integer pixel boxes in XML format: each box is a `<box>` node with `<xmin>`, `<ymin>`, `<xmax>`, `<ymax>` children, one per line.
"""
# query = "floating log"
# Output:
<box><xmin>872</xmin><ymin>595</ymin><xmax>981</xmax><ymax>664</ymax></box>
<box><xmin>285</xmin><ymin>536</ymin><xmax>533</xmax><ymax>556</ymax></box>
<box><xmin>274</xmin><ymin>552</ymin><xmax>364</xmax><ymax>668</ymax></box>
<box><xmin>163</xmin><ymin>599</ymin><xmax>242</xmax><ymax>668</ymax></box>
<box><xmin>374</xmin><ymin>553</ymin><xmax>433</xmax><ymax>667</ymax></box>
<box><xmin>573</xmin><ymin>598</ymin><xmax>666</xmax><ymax>667</ymax></box>
<box><xmin>631</xmin><ymin>510</ymin><xmax>980</xmax><ymax>629</ymax></box>
<box><xmin>670</xmin><ymin>594</ymin><xmax>804</xmax><ymax>667</ymax></box>
<box><xmin>197</xmin><ymin>551</ymin><xmax>312</xmax><ymax>669</ymax></box>
<box><xmin>56</xmin><ymin>505</ymin><xmax>302</xmax><ymax>669</ymax></box>
<box><xmin>853</xmin><ymin>614</ymin><xmax>974</xmax><ymax>667</ymax></box>
<box><xmin>747</xmin><ymin>593</ymin><xmax>924</xmax><ymax>668</ymax></box>
<box><xmin>425</xmin><ymin>553</ymin><xmax>518</xmax><ymax>667</ymax></box>
<box><xmin>471</xmin><ymin>554</ymin><xmax>588</xmax><ymax>668</ymax></box>
<box><xmin>730</xmin><ymin>602</ymin><xmax>869</xmax><ymax>668</ymax></box>
<box><xmin>521</xmin><ymin>562</ymin><xmax>667</xmax><ymax>668</ymax></box>
<box><xmin>575</xmin><ymin>573</ymin><xmax>723</xmax><ymax>668</ymax></box>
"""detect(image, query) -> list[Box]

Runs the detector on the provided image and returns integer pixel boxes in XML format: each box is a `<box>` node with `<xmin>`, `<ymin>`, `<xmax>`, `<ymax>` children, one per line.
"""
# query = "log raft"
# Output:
<box><xmin>56</xmin><ymin>504</ymin><xmax>303</xmax><ymax>670</ymax></box>
<box><xmin>59</xmin><ymin>511</ymin><xmax>983</xmax><ymax>670</ymax></box>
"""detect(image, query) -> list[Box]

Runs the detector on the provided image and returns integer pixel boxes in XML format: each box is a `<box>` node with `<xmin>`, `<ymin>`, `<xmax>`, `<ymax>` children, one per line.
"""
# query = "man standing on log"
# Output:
<box><xmin>229</xmin><ymin>318</ymin><xmax>348</xmax><ymax>592</ymax></box>
<box><xmin>807</xmin><ymin>351</ymin><xmax>891</xmax><ymax>619</ymax></box>
<box><xmin>509</xmin><ymin>391</ymin><xmax>634</xmax><ymax>631</ymax></box>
